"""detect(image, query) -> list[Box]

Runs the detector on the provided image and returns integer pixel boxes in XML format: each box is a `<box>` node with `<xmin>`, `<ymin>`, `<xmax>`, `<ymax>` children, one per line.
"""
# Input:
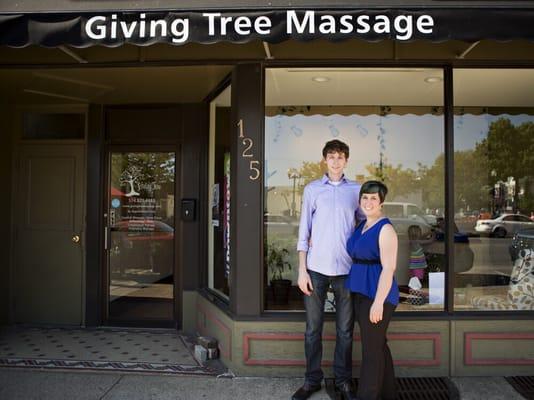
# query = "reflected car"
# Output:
<box><xmin>425</xmin><ymin>221</ymin><xmax>474</xmax><ymax>274</ymax></box>
<box><xmin>475</xmin><ymin>213</ymin><xmax>534</xmax><ymax>238</ymax></box>
<box><xmin>509</xmin><ymin>228</ymin><xmax>534</xmax><ymax>261</ymax></box>
<box><xmin>110</xmin><ymin>219</ymin><xmax>175</xmax><ymax>277</ymax></box>
<box><xmin>382</xmin><ymin>202</ymin><xmax>435</xmax><ymax>240</ymax></box>
<box><xmin>264</xmin><ymin>214</ymin><xmax>299</xmax><ymax>238</ymax></box>
<box><xmin>395</xmin><ymin>219</ymin><xmax>474</xmax><ymax>285</ymax></box>
<box><xmin>423</xmin><ymin>214</ymin><xmax>439</xmax><ymax>226</ymax></box>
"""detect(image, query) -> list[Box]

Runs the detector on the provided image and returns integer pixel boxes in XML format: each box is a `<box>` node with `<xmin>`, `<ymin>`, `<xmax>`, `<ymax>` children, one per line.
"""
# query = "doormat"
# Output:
<box><xmin>0</xmin><ymin>326</ymin><xmax>220</xmax><ymax>376</ymax></box>
<box><xmin>506</xmin><ymin>376</ymin><xmax>534</xmax><ymax>400</ymax></box>
<box><xmin>325</xmin><ymin>377</ymin><xmax>460</xmax><ymax>400</ymax></box>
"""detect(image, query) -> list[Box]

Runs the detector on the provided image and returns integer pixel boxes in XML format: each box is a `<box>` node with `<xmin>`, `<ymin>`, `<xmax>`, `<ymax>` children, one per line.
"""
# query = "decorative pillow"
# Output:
<box><xmin>507</xmin><ymin>248</ymin><xmax>534</xmax><ymax>310</ymax></box>
<box><xmin>471</xmin><ymin>248</ymin><xmax>534</xmax><ymax>310</ymax></box>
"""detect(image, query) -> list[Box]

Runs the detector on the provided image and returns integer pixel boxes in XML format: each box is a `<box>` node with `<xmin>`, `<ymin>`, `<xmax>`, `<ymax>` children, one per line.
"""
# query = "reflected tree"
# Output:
<box><xmin>479</xmin><ymin>118</ymin><xmax>534</xmax><ymax>212</ymax></box>
<box><xmin>290</xmin><ymin>117</ymin><xmax>534</xmax><ymax>215</ymax></box>
<box><xmin>365</xmin><ymin>161</ymin><xmax>421</xmax><ymax>201</ymax></box>
<box><xmin>297</xmin><ymin>160</ymin><xmax>327</xmax><ymax>190</ymax></box>
<box><xmin>112</xmin><ymin>152</ymin><xmax>175</xmax><ymax>194</ymax></box>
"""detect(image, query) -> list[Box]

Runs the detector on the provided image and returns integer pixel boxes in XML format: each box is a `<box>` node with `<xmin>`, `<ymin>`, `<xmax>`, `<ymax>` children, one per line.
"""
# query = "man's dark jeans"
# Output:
<box><xmin>304</xmin><ymin>270</ymin><xmax>354</xmax><ymax>387</ymax></box>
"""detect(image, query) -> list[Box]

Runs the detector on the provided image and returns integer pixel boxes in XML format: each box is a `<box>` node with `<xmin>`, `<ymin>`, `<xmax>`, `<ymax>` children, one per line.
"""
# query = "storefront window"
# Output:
<box><xmin>264</xmin><ymin>68</ymin><xmax>446</xmax><ymax>312</ymax></box>
<box><xmin>453</xmin><ymin>69</ymin><xmax>534</xmax><ymax>311</ymax></box>
<box><xmin>208</xmin><ymin>85</ymin><xmax>231</xmax><ymax>298</ymax></box>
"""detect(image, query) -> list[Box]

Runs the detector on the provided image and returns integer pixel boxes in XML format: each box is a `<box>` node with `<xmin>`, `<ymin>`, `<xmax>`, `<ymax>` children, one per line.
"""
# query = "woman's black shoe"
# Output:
<box><xmin>291</xmin><ymin>383</ymin><xmax>322</xmax><ymax>400</ymax></box>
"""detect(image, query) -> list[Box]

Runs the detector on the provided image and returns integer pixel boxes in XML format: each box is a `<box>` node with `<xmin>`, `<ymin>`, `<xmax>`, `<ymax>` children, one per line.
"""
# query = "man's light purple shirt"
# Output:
<box><xmin>297</xmin><ymin>175</ymin><xmax>363</xmax><ymax>276</ymax></box>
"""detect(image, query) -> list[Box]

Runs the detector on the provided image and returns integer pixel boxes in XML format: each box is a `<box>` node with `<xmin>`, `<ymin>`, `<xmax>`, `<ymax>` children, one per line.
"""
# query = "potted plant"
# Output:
<box><xmin>267</xmin><ymin>244</ymin><xmax>293</xmax><ymax>305</ymax></box>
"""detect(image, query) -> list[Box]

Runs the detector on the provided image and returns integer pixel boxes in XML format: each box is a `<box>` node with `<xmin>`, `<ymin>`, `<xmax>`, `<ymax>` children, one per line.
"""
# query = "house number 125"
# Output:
<box><xmin>238</xmin><ymin>119</ymin><xmax>260</xmax><ymax>181</ymax></box>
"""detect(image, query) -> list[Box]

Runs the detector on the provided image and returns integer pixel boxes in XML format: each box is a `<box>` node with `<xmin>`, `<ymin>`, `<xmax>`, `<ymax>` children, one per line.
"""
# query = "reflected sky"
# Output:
<box><xmin>455</xmin><ymin>113</ymin><xmax>534</xmax><ymax>150</ymax></box>
<box><xmin>266</xmin><ymin>113</ymin><xmax>534</xmax><ymax>187</ymax></box>
<box><xmin>265</xmin><ymin>113</ymin><xmax>443</xmax><ymax>186</ymax></box>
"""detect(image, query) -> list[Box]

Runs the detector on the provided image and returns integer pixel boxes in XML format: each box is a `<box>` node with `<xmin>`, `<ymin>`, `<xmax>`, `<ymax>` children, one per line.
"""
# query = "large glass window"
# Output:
<box><xmin>453</xmin><ymin>69</ymin><xmax>534</xmax><ymax>311</ymax></box>
<box><xmin>264</xmin><ymin>68</ymin><xmax>446</xmax><ymax>312</ymax></box>
<box><xmin>208</xmin><ymin>85</ymin><xmax>232</xmax><ymax>298</ymax></box>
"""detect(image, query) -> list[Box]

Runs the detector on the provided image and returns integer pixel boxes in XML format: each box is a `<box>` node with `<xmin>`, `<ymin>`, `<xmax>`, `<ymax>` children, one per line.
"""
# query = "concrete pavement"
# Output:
<box><xmin>0</xmin><ymin>369</ymin><xmax>527</xmax><ymax>400</ymax></box>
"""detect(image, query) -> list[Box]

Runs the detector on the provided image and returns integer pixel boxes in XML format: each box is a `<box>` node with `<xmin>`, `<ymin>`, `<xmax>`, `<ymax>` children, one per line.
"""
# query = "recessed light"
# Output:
<box><xmin>312</xmin><ymin>76</ymin><xmax>330</xmax><ymax>83</ymax></box>
<box><xmin>424</xmin><ymin>76</ymin><xmax>443</xmax><ymax>83</ymax></box>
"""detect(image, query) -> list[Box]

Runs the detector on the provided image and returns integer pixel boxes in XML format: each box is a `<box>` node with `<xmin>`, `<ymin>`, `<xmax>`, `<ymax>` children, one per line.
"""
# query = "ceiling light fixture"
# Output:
<box><xmin>312</xmin><ymin>76</ymin><xmax>330</xmax><ymax>83</ymax></box>
<box><xmin>424</xmin><ymin>76</ymin><xmax>443</xmax><ymax>83</ymax></box>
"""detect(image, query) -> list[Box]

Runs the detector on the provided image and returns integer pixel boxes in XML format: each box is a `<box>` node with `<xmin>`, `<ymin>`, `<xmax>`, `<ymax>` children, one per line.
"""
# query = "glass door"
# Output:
<box><xmin>106</xmin><ymin>151</ymin><xmax>176</xmax><ymax>324</ymax></box>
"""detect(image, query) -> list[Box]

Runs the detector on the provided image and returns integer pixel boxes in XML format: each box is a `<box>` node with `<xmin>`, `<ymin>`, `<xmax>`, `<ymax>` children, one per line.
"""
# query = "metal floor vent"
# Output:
<box><xmin>325</xmin><ymin>377</ymin><xmax>460</xmax><ymax>400</ymax></box>
<box><xmin>506</xmin><ymin>376</ymin><xmax>534</xmax><ymax>400</ymax></box>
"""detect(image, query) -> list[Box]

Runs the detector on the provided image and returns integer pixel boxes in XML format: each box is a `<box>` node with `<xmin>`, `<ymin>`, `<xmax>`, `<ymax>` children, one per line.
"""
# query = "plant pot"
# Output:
<box><xmin>270</xmin><ymin>279</ymin><xmax>292</xmax><ymax>305</ymax></box>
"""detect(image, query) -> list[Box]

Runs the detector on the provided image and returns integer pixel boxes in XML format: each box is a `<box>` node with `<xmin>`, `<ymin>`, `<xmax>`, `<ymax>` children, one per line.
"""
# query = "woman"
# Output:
<box><xmin>346</xmin><ymin>180</ymin><xmax>399</xmax><ymax>400</ymax></box>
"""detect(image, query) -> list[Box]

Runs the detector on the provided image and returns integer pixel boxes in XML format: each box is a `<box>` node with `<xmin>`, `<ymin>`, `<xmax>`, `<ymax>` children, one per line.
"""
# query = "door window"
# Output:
<box><xmin>107</xmin><ymin>152</ymin><xmax>176</xmax><ymax>322</ymax></box>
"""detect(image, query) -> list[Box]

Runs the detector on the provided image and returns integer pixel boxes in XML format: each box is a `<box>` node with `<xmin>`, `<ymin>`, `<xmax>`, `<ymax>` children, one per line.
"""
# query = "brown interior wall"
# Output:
<box><xmin>106</xmin><ymin>106</ymin><xmax>183</xmax><ymax>142</ymax></box>
<box><xmin>181</xmin><ymin>103</ymin><xmax>208</xmax><ymax>291</ymax></box>
<box><xmin>0</xmin><ymin>105</ymin><xmax>13</xmax><ymax>325</ymax></box>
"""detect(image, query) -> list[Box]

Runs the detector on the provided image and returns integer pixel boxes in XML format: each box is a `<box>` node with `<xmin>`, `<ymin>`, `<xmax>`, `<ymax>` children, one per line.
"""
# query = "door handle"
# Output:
<box><xmin>72</xmin><ymin>235</ymin><xmax>81</xmax><ymax>244</ymax></box>
<box><xmin>104</xmin><ymin>226</ymin><xmax>109</xmax><ymax>250</ymax></box>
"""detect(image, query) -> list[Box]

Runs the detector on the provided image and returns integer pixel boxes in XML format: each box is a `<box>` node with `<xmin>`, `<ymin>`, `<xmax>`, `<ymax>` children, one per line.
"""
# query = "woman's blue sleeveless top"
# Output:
<box><xmin>345</xmin><ymin>218</ymin><xmax>400</xmax><ymax>306</ymax></box>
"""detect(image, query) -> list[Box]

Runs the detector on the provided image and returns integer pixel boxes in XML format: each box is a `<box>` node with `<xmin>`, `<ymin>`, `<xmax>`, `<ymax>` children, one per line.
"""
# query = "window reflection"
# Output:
<box><xmin>208</xmin><ymin>85</ymin><xmax>231</xmax><ymax>298</ymax></box>
<box><xmin>108</xmin><ymin>152</ymin><xmax>175</xmax><ymax>321</ymax></box>
<box><xmin>264</xmin><ymin>68</ymin><xmax>446</xmax><ymax>312</ymax></box>
<box><xmin>453</xmin><ymin>70</ymin><xmax>534</xmax><ymax>311</ymax></box>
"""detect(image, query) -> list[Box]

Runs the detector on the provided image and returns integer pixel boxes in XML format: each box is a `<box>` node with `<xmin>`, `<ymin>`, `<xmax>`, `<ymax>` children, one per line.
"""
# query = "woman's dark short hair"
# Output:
<box><xmin>322</xmin><ymin>140</ymin><xmax>349</xmax><ymax>159</ymax></box>
<box><xmin>359</xmin><ymin>180</ymin><xmax>388</xmax><ymax>203</ymax></box>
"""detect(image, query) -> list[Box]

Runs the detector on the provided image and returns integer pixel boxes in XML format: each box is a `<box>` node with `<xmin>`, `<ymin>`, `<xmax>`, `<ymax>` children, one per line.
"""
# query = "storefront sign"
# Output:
<box><xmin>84</xmin><ymin>11</ymin><xmax>433</xmax><ymax>43</ymax></box>
<box><xmin>2</xmin><ymin>9</ymin><xmax>534</xmax><ymax>47</ymax></box>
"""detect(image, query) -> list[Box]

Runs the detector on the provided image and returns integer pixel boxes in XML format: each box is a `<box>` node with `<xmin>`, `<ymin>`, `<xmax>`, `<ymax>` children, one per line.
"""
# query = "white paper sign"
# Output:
<box><xmin>429</xmin><ymin>272</ymin><xmax>445</xmax><ymax>305</ymax></box>
<box><xmin>408</xmin><ymin>277</ymin><xmax>422</xmax><ymax>290</ymax></box>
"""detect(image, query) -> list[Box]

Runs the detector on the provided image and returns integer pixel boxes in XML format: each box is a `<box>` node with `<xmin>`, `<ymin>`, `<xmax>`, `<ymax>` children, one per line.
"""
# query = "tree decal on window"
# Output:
<box><xmin>120</xmin><ymin>166</ymin><xmax>142</xmax><ymax>197</ymax></box>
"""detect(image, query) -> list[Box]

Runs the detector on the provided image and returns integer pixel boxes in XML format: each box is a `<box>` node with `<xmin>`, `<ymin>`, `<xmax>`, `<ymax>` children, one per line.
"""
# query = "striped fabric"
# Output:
<box><xmin>409</xmin><ymin>245</ymin><xmax>428</xmax><ymax>270</ymax></box>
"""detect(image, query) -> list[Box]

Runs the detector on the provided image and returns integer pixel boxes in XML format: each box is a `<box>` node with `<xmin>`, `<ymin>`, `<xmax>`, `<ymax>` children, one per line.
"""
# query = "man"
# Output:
<box><xmin>291</xmin><ymin>140</ymin><xmax>362</xmax><ymax>400</ymax></box>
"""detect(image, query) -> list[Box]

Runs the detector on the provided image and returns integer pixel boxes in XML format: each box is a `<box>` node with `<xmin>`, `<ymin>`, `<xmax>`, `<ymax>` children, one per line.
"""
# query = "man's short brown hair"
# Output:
<box><xmin>322</xmin><ymin>140</ymin><xmax>350</xmax><ymax>159</ymax></box>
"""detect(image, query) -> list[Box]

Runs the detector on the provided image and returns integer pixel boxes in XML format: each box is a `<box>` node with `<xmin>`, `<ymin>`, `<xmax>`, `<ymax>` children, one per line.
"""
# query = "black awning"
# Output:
<box><xmin>1</xmin><ymin>9</ymin><xmax>534</xmax><ymax>48</ymax></box>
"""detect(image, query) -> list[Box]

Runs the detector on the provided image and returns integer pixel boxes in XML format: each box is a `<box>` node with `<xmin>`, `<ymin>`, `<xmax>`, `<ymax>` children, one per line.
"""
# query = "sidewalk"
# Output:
<box><xmin>0</xmin><ymin>368</ymin><xmax>527</xmax><ymax>400</ymax></box>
